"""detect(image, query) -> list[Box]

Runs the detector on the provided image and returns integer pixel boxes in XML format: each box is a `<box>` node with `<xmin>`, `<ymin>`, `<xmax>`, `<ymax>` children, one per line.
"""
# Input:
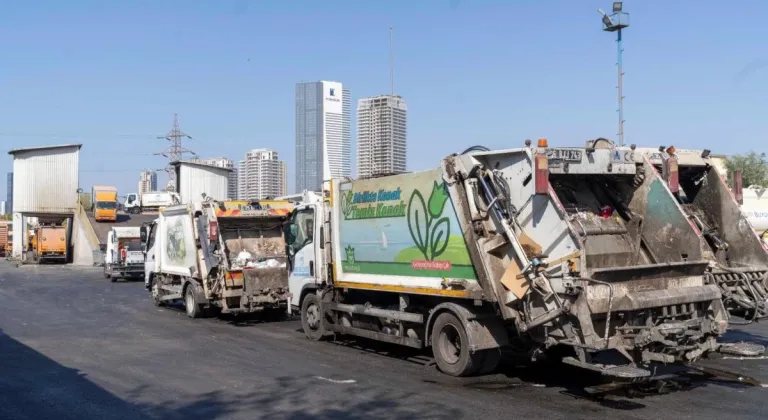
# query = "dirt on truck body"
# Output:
<box><xmin>144</xmin><ymin>199</ymin><xmax>293</xmax><ymax>318</ymax></box>
<box><xmin>291</xmin><ymin>139</ymin><xmax>764</xmax><ymax>380</ymax></box>
<box><xmin>638</xmin><ymin>146</ymin><xmax>768</xmax><ymax>321</ymax></box>
<box><xmin>447</xmin><ymin>139</ymin><xmax>761</xmax><ymax>377</ymax></box>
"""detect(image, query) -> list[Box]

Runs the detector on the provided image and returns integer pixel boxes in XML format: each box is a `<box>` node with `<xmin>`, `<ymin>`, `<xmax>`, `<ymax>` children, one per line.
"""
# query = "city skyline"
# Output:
<box><xmin>5</xmin><ymin>173</ymin><xmax>12</xmax><ymax>215</ymax></box>
<box><xmin>238</xmin><ymin>148</ymin><xmax>287</xmax><ymax>200</ymax></box>
<box><xmin>137</xmin><ymin>169</ymin><xmax>158</xmax><ymax>195</ymax></box>
<box><xmin>295</xmin><ymin>81</ymin><xmax>351</xmax><ymax>193</ymax></box>
<box><xmin>356</xmin><ymin>94</ymin><xmax>408</xmax><ymax>178</ymax></box>
<box><xmin>2</xmin><ymin>2</ymin><xmax>767</xmax><ymax>200</ymax></box>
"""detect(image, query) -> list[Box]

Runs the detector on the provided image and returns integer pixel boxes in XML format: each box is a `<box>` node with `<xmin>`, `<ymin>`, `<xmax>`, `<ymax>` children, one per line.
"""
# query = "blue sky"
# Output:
<box><xmin>1</xmin><ymin>0</ymin><xmax>767</xmax><ymax>199</ymax></box>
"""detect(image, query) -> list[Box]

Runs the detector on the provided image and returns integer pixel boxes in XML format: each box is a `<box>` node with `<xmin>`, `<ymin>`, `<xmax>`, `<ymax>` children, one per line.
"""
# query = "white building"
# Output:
<box><xmin>295</xmin><ymin>81</ymin><xmax>351</xmax><ymax>192</ymax></box>
<box><xmin>190</xmin><ymin>157</ymin><xmax>238</xmax><ymax>200</ymax></box>
<box><xmin>238</xmin><ymin>149</ymin><xmax>287</xmax><ymax>200</ymax></box>
<box><xmin>138</xmin><ymin>170</ymin><xmax>158</xmax><ymax>195</ymax></box>
<box><xmin>356</xmin><ymin>95</ymin><xmax>408</xmax><ymax>178</ymax></box>
<box><xmin>0</xmin><ymin>200</ymin><xmax>6</xmax><ymax>215</ymax></box>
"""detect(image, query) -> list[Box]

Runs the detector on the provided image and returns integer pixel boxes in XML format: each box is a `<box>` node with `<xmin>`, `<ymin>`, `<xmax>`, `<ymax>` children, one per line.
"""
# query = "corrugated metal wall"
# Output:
<box><xmin>177</xmin><ymin>164</ymin><xmax>230</xmax><ymax>204</ymax></box>
<box><xmin>12</xmin><ymin>146</ymin><xmax>80</xmax><ymax>214</ymax></box>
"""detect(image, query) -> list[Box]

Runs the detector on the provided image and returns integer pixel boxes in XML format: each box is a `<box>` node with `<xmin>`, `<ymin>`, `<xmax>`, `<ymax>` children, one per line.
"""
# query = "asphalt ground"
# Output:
<box><xmin>86</xmin><ymin>211</ymin><xmax>157</xmax><ymax>246</ymax></box>
<box><xmin>0</xmin><ymin>261</ymin><xmax>766</xmax><ymax>419</ymax></box>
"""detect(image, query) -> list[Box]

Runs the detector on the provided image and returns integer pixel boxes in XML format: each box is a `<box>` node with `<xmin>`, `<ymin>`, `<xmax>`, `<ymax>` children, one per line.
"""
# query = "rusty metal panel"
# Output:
<box><xmin>175</xmin><ymin>162</ymin><xmax>230</xmax><ymax>204</ymax></box>
<box><xmin>9</xmin><ymin>144</ymin><xmax>81</xmax><ymax>214</ymax></box>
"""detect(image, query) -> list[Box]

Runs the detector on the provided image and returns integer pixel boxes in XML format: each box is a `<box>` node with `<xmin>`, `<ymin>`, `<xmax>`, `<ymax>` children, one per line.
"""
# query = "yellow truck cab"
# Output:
<box><xmin>92</xmin><ymin>185</ymin><xmax>118</xmax><ymax>222</ymax></box>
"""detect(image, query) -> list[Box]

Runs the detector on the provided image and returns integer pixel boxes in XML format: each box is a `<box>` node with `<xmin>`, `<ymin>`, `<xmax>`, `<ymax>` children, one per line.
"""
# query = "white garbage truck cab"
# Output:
<box><xmin>141</xmin><ymin>199</ymin><xmax>298</xmax><ymax>318</ymax></box>
<box><xmin>104</xmin><ymin>227</ymin><xmax>144</xmax><ymax>282</ymax></box>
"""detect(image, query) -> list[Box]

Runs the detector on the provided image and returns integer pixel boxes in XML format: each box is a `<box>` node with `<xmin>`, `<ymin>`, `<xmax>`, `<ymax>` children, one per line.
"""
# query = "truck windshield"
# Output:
<box><xmin>126</xmin><ymin>240</ymin><xmax>142</xmax><ymax>251</ymax></box>
<box><xmin>96</xmin><ymin>201</ymin><xmax>117</xmax><ymax>209</ymax></box>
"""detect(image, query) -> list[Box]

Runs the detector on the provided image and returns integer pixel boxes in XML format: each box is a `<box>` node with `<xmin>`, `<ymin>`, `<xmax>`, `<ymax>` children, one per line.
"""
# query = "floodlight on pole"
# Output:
<box><xmin>598</xmin><ymin>3</ymin><xmax>630</xmax><ymax>146</ymax></box>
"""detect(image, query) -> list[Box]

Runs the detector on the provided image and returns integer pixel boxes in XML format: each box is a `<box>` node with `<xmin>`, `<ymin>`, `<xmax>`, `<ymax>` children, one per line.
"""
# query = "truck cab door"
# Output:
<box><xmin>286</xmin><ymin>204</ymin><xmax>320</xmax><ymax>311</ymax></box>
<box><xmin>143</xmin><ymin>222</ymin><xmax>158</xmax><ymax>289</ymax></box>
<box><xmin>104</xmin><ymin>231</ymin><xmax>113</xmax><ymax>265</ymax></box>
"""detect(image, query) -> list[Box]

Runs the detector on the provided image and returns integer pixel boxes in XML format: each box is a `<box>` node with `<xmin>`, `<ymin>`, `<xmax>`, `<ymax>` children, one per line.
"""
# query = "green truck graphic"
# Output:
<box><xmin>339</xmin><ymin>170</ymin><xmax>476</xmax><ymax>279</ymax></box>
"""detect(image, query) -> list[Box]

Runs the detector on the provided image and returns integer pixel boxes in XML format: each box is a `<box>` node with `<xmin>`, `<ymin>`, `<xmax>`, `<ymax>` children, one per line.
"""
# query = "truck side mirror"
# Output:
<box><xmin>140</xmin><ymin>227</ymin><xmax>148</xmax><ymax>243</ymax></box>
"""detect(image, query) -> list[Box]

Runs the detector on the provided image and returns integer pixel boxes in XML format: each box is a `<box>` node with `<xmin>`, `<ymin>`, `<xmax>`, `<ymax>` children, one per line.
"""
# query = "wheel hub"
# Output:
<box><xmin>307</xmin><ymin>304</ymin><xmax>320</xmax><ymax>329</ymax></box>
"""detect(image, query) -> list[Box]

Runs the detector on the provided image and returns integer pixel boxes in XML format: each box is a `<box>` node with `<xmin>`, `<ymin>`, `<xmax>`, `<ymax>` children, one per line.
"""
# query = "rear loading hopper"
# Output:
<box><xmin>637</xmin><ymin>146</ymin><xmax>768</xmax><ymax>321</ymax></box>
<box><xmin>442</xmin><ymin>139</ymin><xmax>764</xmax><ymax>377</ymax></box>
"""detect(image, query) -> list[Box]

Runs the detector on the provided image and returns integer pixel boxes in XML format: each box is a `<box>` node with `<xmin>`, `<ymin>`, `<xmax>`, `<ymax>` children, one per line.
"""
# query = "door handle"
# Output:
<box><xmin>309</xmin><ymin>261</ymin><xmax>314</xmax><ymax>276</ymax></box>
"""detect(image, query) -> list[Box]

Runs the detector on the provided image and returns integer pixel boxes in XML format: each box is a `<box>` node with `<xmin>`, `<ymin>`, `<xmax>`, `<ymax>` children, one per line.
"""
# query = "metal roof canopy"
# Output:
<box><xmin>8</xmin><ymin>143</ymin><xmax>83</xmax><ymax>155</ymax></box>
<box><xmin>170</xmin><ymin>160</ymin><xmax>234</xmax><ymax>172</ymax></box>
<box><xmin>9</xmin><ymin>143</ymin><xmax>82</xmax><ymax>215</ymax></box>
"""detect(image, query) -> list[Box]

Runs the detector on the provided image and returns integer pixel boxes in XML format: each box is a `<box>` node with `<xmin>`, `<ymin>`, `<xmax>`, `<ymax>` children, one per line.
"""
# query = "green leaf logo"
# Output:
<box><xmin>407</xmin><ymin>181</ymin><xmax>451</xmax><ymax>261</ymax></box>
<box><xmin>345</xmin><ymin>245</ymin><xmax>355</xmax><ymax>264</ymax></box>
<box><xmin>341</xmin><ymin>191</ymin><xmax>354</xmax><ymax>218</ymax></box>
<box><xmin>427</xmin><ymin>181</ymin><xmax>449</xmax><ymax>218</ymax></box>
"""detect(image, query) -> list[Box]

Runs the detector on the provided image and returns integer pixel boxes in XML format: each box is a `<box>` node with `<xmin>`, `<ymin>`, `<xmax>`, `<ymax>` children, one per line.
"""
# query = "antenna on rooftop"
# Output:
<box><xmin>389</xmin><ymin>26</ymin><xmax>395</xmax><ymax>96</ymax></box>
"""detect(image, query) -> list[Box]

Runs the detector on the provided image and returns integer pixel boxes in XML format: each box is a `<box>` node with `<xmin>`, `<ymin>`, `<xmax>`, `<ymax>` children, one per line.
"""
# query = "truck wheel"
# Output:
<box><xmin>184</xmin><ymin>284</ymin><xmax>202</xmax><ymax>319</ymax></box>
<box><xmin>301</xmin><ymin>294</ymin><xmax>326</xmax><ymax>341</ymax></box>
<box><xmin>103</xmin><ymin>265</ymin><xmax>110</xmax><ymax>279</ymax></box>
<box><xmin>150</xmin><ymin>280</ymin><xmax>163</xmax><ymax>307</ymax></box>
<box><xmin>431</xmin><ymin>312</ymin><xmax>483</xmax><ymax>377</ymax></box>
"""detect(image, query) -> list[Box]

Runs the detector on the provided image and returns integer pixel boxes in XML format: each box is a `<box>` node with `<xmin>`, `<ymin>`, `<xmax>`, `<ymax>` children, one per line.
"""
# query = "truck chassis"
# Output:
<box><xmin>292</xmin><ymin>142</ymin><xmax>765</xmax><ymax>379</ymax></box>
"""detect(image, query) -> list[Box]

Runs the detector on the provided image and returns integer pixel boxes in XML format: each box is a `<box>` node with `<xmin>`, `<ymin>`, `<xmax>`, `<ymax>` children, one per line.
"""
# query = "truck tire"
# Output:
<box><xmin>150</xmin><ymin>279</ymin><xmax>163</xmax><ymax>307</ymax></box>
<box><xmin>431</xmin><ymin>312</ymin><xmax>484</xmax><ymax>377</ymax></box>
<box><xmin>103</xmin><ymin>265</ymin><xmax>110</xmax><ymax>279</ymax></box>
<box><xmin>301</xmin><ymin>294</ymin><xmax>326</xmax><ymax>341</ymax></box>
<box><xmin>184</xmin><ymin>284</ymin><xmax>203</xmax><ymax>319</ymax></box>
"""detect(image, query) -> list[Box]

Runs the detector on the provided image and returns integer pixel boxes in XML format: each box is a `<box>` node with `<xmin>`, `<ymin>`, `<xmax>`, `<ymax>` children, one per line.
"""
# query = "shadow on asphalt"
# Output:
<box><xmin>125</xmin><ymin>375</ymin><xmax>463</xmax><ymax>420</ymax></box>
<box><xmin>320</xmin><ymin>334</ymin><xmax>762</xmax><ymax>411</ymax></box>
<box><xmin>721</xmin><ymin>328</ymin><xmax>768</xmax><ymax>347</ymax></box>
<box><xmin>0</xmin><ymin>328</ymin><xmax>463</xmax><ymax>420</ymax></box>
<box><xmin>0</xmin><ymin>329</ymin><xmax>151</xmax><ymax>420</ymax></box>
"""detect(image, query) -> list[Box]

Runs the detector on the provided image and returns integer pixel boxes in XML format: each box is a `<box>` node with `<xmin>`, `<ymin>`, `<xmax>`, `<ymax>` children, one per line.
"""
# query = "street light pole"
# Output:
<box><xmin>599</xmin><ymin>3</ymin><xmax>630</xmax><ymax>147</ymax></box>
<box><xmin>617</xmin><ymin>27</ymin><xmax>625</xmax><ymax>147</ymax></box>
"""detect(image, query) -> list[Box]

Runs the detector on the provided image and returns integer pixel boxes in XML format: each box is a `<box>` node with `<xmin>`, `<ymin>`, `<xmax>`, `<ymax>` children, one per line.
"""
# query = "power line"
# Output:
<box><xmin>154</xmin><ymin>113</ymin><xmax>197</xmax><ymax>190</ymax></box>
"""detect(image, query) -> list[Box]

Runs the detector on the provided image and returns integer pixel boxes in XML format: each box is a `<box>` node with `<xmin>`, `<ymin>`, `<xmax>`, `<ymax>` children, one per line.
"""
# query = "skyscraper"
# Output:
<box><xmin>356</xmin><ymin>95</ymin><xmax>408</xmax><ymax>178</ymax></box>
<box><xmin>295</xmin><ymin>81</ymin><xmax>351</xmax><ymax>192</ymax></box>
<box><xmin>190</xmin><ymin>157</ymin><xmax>238</xmax><ymax>200</ymax></box>
<box><xmin>138</xmin><ymin>170</ymin><xmax>158</xmax><ymax>195</ymax></box>
<box><xmin>238</xmin><ymin>149</ymin><xmax>287</xmax><ymax>200</ymax></box>
<box><xmin>6</xmin><ymin>172</ymin><xmax>13</xmax><ymax>214</ymax></box>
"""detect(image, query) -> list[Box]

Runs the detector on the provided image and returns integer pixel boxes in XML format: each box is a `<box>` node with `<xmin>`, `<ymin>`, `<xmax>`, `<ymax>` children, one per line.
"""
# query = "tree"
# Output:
<box><xmin>725</xmin><ymin>151</ymin><xmax>768</xmax><ymax>187</ymax></box>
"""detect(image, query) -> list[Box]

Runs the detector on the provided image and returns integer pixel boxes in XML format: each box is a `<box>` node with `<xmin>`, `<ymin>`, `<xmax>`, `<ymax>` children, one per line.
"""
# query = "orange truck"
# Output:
<box><xmin>34</xmin><ymin>224</ymin><xmax>67</xmax><ymax>263</ymax></box>
<box><xmin>92</xmin><ymin>185</ymin><xmax>118</xmax><ymax>222</ymax></box>
<box><xmin>0</xmin><ymin>221</ymin><xmax>9</xmax><ymax>257</ymax></box>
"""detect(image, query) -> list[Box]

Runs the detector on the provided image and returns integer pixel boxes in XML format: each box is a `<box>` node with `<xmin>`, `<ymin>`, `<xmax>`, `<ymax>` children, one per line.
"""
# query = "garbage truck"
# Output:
<box><xmin>141</xmin><ymin>199</ymin><xmax>297</xmax><ymax>318</ymax></box>
<box><xmin>125</xmin><ymin>191</ymin><xmax>180</xmax><ymax>214</ymax></box>
<box><xmin>637</xmin><ymin>146</ymin><xmax>768</xmax><ymax>321</ymax></box>
<box><xmin>104</xmin><ymin>227</ymin><xmax>144</xmax><ymax>281</ymax></box>
<box><xmin>285</xmin><ymin>139</ymin><xmax>764</xmax><ymax>378</ymax></box>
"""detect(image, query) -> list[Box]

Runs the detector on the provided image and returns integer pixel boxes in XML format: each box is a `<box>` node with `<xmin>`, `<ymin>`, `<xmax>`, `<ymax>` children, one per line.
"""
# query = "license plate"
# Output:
<box><xmin>546</xmin><ymin>148</ymin><xmax>582</xmax><ymax>162</ymax></box>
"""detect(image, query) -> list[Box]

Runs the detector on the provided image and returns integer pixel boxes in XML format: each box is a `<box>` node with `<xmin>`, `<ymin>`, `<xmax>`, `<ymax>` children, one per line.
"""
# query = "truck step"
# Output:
<box><xmin>719</xmin><ymin>342</ymin><xmax>766</xmax><ymax>357</ymax></box>
<box><xmin>159</xmin><ymin>293</ymin><xmax>182</xmax><ymax>302</ymax></box>
<box><xmin>561</xmin><ymin>357</ymin><xmax>651</xmax><ymax>379</ymax></box>
<box><xmin>325</xmin><ymin>324</ymin><xmax>423</xmax><ymax>349</ymax></box>
<box><xmin>222</xmin><ymin>308</ymin><xmax>247</xmax><ymax>314</ymax></box>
